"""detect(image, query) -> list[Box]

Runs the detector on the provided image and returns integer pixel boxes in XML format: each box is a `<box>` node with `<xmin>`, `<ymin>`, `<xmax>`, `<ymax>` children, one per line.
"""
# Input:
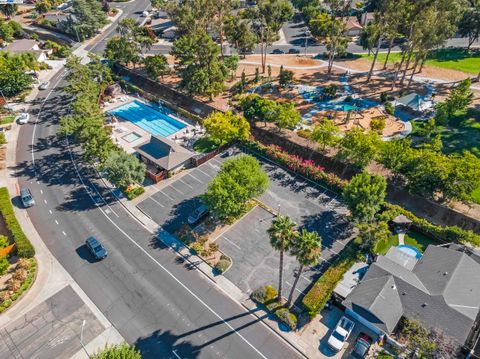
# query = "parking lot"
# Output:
<box><xmin>137</xmin><ymin>148</ymin><xmax>355</xmax><ymax>303</ymax></box>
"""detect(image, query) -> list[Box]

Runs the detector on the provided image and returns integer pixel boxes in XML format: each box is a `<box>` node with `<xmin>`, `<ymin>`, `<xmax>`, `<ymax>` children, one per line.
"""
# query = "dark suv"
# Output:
<box><xmin>86</xmin><ymin>236</ymin><xmax>107</xmax><ymax>260</ymax></box>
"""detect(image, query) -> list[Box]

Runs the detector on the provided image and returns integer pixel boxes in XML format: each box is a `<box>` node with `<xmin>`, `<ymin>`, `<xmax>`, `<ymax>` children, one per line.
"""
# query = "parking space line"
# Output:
<box><xmin>221</xmin><ymin>237</ymin><xmax>241</xmax><ymax>250</ymax></box>
<box><xmin>160</xmin><ymin>190</ymin><xmax>175</xmax><ymax>201</ymax></box>
<box><xmin>148</xmin><ymin>196</ymin><xmax>164</xmax><ymax>208</ymax></box>
<box><xmin>285</xmin><ymin>281</ymin><xmax>306</xmax><ymax>295</ymax></box>
<box><xmin>196</xmin><ymin>168</ymin><xmax>214</xmax><ymax>178</ymax></box>
<box><xmin>169</xmin><ymin>185</ymin><xmax>184</xmax><ymax>195</ymax></box>
<box><xmin>188</xmin><ymin>173</ymin><xmax>203</xmax><ymax>183</ymax></box>
<box><xmin>179</xmin><ymin>178</ymin><xmax>194</xmax><ymax>189</ymax></box>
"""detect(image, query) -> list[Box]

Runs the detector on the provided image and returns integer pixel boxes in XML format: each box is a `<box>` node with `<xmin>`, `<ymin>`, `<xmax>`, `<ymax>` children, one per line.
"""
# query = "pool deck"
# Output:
<box><xmin>102</xmin><ymin>95</ymin><xmax>199</xmax><ymax>154</ymax></box>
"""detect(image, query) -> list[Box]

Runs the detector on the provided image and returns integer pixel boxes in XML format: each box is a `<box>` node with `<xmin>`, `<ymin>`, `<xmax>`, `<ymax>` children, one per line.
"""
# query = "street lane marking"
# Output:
<box><xmin>187</xmin><ymin>173</ymin><xmax>203</xmax><ymax>184</ymax></box>
<box><xmin>44</xmin><ymin>199</ymin><xmax>47</xmax><ymax>204</ymax></box>
<box><xmin>49</xmin><ymin>209</ymin><xmax>52</xmax><ymax>214</ymax></box>
<box><xmin>196</xmin><ymin>168</ymin><xmax>211</xmax><ymax>178</ymax></box>
<box><xmin>62</xmin><ymin>231</ymin><xmax>66</xmax><ymax>236</ymax></box>
<box><xmin>169</xmin><ymin>186</ymin><xmax>183</xmax><ymax>195</ymax></box>
<box><xmin>55</xmin><ymin>219</ymin><xmax>59</xmax><ymax>225</ymax></box>
<box><xmin>67</xmin><ymin>139</ymin><xmax>268</xmax><ymax>359</ymax></box>
<box><xmin>40</xmin><ymin>189</ymin><xmax>43</xmax><ymax>194</ymax></box>
<box><xmin>160</xmin><ymin>190</ymin><xmax>175</xmax><ymax>201</ymax></box>
<box><xmin>179</xmin><ymin>178</ymin><xmax>194</xmax><ymax>189</ymax></box>
<box><xmin>172</xmin><ymin>350</ymin><xmax>181</xmax><ymax>359</ymax></box>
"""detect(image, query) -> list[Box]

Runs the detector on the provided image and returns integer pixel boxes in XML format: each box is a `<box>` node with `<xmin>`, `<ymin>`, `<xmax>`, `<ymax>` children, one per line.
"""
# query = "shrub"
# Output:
<box><xmin>0</xmin><ymin>291</ymin><xmax>10</xmax><ymax>303</ymax></box>
<box><xmin>380</xmin><ymin>92</ymin><xmax>388</xmax><ymax>103</ymax></box>
<box><xmin>370</xmin><ymin>117</ymin><xmax>386</xmax><ymax>133</ymax></box>
<box><xmin>296</xmin><ymin>129</ymin><xmax>312</xmax><ymax>139</ymax></box>
<box><xmin>0</xmin><ymin>235</ymin><xmax>8</xmax><ymax>248</ymax></box>
<box><xmin>251</xmin><ymin>285</ymin><xmax>278</xmax><ymax>304</ymax></box>
<box><xmin>275</xmin><ymin>308</ymin><xmax>297</xmax><ymax>331</ymax></box>
<box><xmin>12</xmin><ymin>268</ymin><xmax>27</xmax><ymax>281</ymax></box>
<box><xmin>125</xmin><ymin>186</ymin><xmax>145</xmax><ymax>200</ymax></box>
<box><xmin>266</xmin><ymin>301</ymin><xmax>281</xmax><ymax>312</ymax></box>
<box><xmin>0</xmin><ymin>187</ymin><xmax>35</xmax><ymax>258</ymax></box>
<box><xmin>16</xmin><ymin>258</ymin><xmax>31</xmax><ymax>270</ymax></box>
<box><xmin>384</xmin><ymin>102</ymin><xmax>395</xmax><ymax>115</ymax></box>
<box><xmin>0</xmin><ymin>133</ymin><xmax>6</xmax><ymax>145</ymax></box>
<box><xmin>7</xmin><ymin>278</ymin><xmax>21</xmax><ymax>292</ymax></box>
<box><xmin>302</xmin><ymin>244</ymin><xmax>362</xmax><ymax>318</ymax></box>
<box><xmin>214</xmin><ymin>258</ymin><xmax>231</xmax><ymax>273</ymax></box>
<box><xmin>189</xmin><ymin>241</ymin><xmax>204</xmax><ymax>255</ymax></box>
<box><xmin>0</xmin><ymin>257</ymin><xmax>9</xmax><ymax>276</ymax></box>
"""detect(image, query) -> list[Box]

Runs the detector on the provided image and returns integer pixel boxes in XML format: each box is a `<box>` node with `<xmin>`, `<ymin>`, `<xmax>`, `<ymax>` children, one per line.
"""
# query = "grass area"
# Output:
<box><xmin>193</xmin><ymin>136</ymin><xmax>219</xmax><ymax>154</ymax></box>
<box><xmin>374</xmin><ymin>230</ymin><xmax>439</xmax><ymax>255</ymax></box>
<box><xmin>411</xmin><ymin>108</ymin><xmax>480</xmax><ymax>157</ymax></box>
<box><xmin>472</xmin><ymin>187</ymin><xmax>480</xmax><ymax>205</ymax></box>
<box><xmin>374</xmin><ymin>235</ymin><xmax>398</xmax><ymax>255</ymax></box>
<box><xmin>0</xmin><ymin>115</ymin><xmax>15</xmax><ymax>125</ymax></box>
<box><xmin>361</xmin><ymin>48</ymin><xmax>480</xmax><ymax>74</ymax></box>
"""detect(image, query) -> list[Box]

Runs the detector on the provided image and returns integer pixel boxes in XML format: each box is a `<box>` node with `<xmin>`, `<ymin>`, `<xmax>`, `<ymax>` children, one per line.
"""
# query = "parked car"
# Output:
<box><xmin>288</xmin><ymin>48</ymin><xmax>300</xmax><ymax>54</ymax></box>
<box><xmin>271</xmin><ymin>48</ymin><xmax>285</xmax><ymax>54</ymax></box>
<box><xmin>350</xmin><ymin>333</ymin><xmax>373</xmax><ymax>358</ymax></box>
<box><xmin>187</xmin><ymin>204</ymin><xmax>209</xmax><ymax>225</ymax></box>
<box><xmin>327</xmin><ymin>316</ymin><xmax>355</xmax><ymax>352</ymax></box>
<box><xmin>39</xmin><ymin>81</ymin><xmax>50</xmax><ymax>90</ymax></box>
<box><xmin>142</xmin><ymin>10</ymin><xmax>150</xmax><ymax>17</ymax></box>
<box><xmin>85</xmin><ymin>236</ymin><xmax>107</xmax><ymax>260</ymax></box>
<box><xmin>20</xmin><ymin>187</ymin><xmax>35</xmax><ymax>208</ymax></box>
<box><xmin>16</xmin><ymin>113</ymin><xmax>30</xmax><ymax>125</ymax></box>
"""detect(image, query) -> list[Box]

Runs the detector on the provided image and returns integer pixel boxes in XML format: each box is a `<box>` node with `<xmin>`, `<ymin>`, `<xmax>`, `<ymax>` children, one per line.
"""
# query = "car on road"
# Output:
<box><xmin>288</xmin><ymin>48</ymin><xmax>300</xmax><ymax>54</ymax></box>
<box><xmin>85</xmin><ymin>236</ymin><xmax>107</xmax><ymax>260</ymax></box>
<box><xmin>16</xmin><ymin>113</ymin><xmax>30</xmax><ymax>125</ymax></box>
<box><xmin>349</xmin><ymin>333</ymin><xmax>373</xmax><ymax>358</ymax></box>
<box><xmin>39</xmin><ymin>82</ymin><xmax>50</xmax><ymax>90</ymax></box>
<box><xmin>327</xmin><ymin>316</ymin><xmax>355</xmax><ymax>352</ymax></box>
<box><xmin>20</xmin><ymin>187</ymin><xmax>35</xmax><ymax>208</ymax></box>
<box><xmin>187</xmin><ymin>204</ymin><xmax>209</xmax><ymax>225</ymax></box>
<box><xmin>271</xmin><ymin>48</ymin><xmax>285</xmax><ymax>54</ymax></box>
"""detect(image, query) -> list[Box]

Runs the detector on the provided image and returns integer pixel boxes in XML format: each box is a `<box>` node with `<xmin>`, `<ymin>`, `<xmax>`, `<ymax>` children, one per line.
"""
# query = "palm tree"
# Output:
<box><xmin>287</xmin><ymin>228</ymin><xmax>322</xmax><ymax>307</ymax></box>
<box><xmin>268</xmin><ymin>215</ymin><xmax>296</xmax><ymax>303</ymax></box>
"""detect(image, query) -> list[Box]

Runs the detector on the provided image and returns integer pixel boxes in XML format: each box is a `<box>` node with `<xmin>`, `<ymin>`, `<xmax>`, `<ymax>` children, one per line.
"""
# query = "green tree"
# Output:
<box><xmin>310</xmin><ymin>119</ymin><xmax>339</xmax><ymax>151</ymax></box>
<box><xmin>203</xmin><ymin>111</ymin><xmax>250</xmax><ymax>145</ymax></box>
<box><xmin>102</xmin><ymin>151</ymin><xmax>146</xmax><ymax>189</ymax></box>
<box><xmin>287</xmin><ymin>228</ymin><xmax>321</xmax><ymax>306</ymax></box>
<box><xmin>35</xmin><ymin>0</ymin><xmax>52</xmax><ymax>14</ymax></box>
<box><xmin>240</xmin><ymin>95</ymin><xmax>278</xmax><ymax>126</ymax></box>
<box><xmin>171</xmin><ymin>31</ymin><xmax>226</xmax><ymax>99</ymax></box>
<box><xmin>92</xmin><ymin>343</ymin><xmax>141</xmax><ymax>359</ymax></box>
<box><xmin>0</xmin><ymin>257</ymin><xmax>9</xmax><ymax>276</ymax></box>
<box><xmin>224</xmin><ymin>15</ymin><xmax>257</xmax><ymax>57</ymax></box>
<box><xmin>104</xmin><ymin>36</ymin><xmax>139</xmax><ymax>66</ymax></box>
<box><xmin>0</xmin><ymin>133</ymin><xmax>7</xmax><ymax>146</ymax></box>
<box><xmin>144</xmin><ymin>54</ymin><xmax>170</xmax><ymax>79</ymax></box>
<box><xmin>309</xmin><ymin>11</ymin><xmax>348</xmax><ymax>74</ymax></box>
<box><xmin>443</xmin><ymin>151</ymin><xmax>480</xmax><ymax>202</ymax></box>
<box><xmin>224</xmin><ymin>55</ymin><xmax>239</xmax><ymax>80</ymax></box>
<box><xmin>202</xmin><ymin>155</ymin><xmax>269</xmax><ymax>220</ymax></box>
<box><xmin>343</xmin><ymin>173</ymin><xmax>387</xmax><ymax>223</ymax></box>
<box><xmin>444</xmin><ymin>78</ymin><xmax>474</xmax><ymax>115</ymax></box>
<box><xmin>0</xmin><ymin>52</ymin><xmax>37</xmax><ymax>97</ymax></box>
<box><xmin>337</xmin><ymin>129</ymin><xmax>381</xmax><ymax>169</ymax></box>
<box><xmin>276</xmin><ymin>102</ymin><xmax>301</xmax><ymax>131</ymax></box>
<box><xmin>268</xmin><ymin>215</ymin><xmax>297</xmax><ymax>303</ymax></box>
<box><xmin>379</xmin><ymin>138</ymin><xmax>413</xmax><ymax>174</ymax></box>
<box><xmin>150</xmin><ymin>0</ymin><xmax>167</xmax><ymax>10</ymax></box>
<box><xmin>0</xmin><ymin>4</ymin><xmax>18</xmax><ymax>18</ymax></box>
<box><xmin>68</xmin><ymin>0</ymin><xmax>108</xmax><ymax>40</ymax></box>
<box><xmin>356</xmin><ymin>221</ymin><xmax>391</xmax><ymax>253</ymax></box>
<box><xmin>458</xmin><ymin>5</ymin><xmax>480</xmax><ymax>50</ymax></box>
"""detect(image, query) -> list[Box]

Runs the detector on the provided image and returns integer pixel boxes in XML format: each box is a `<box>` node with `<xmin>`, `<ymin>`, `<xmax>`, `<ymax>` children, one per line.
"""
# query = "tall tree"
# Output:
<box><xmin>287</xmin><ymin>228</ymin><xmax>321</xmax><ymax>306</ymax></box>
<box><xmin>337</xmin><ymin>129</ymin><xmax>381</xmax><ymax>169</ymax></box>
<box><xmin>343</xmin><ymin>173</ymin><xmax>387</xmax><ymax>223</ymax></box>
<box><xmin>310</xmin><ymin>118</ymin><xmax>340</xmax><ymax>151</ymax></box>
<box><xmin>102</xmin><ymin>151</ymin><xmax>145</xmax><ymax>189</ymax></box>
<box><xmin>458</xmin><ymin>4</ymin><xmax>480</xmax><ymax>50</ymax></box>
<box><xmin>171</xmin><ymin>31</ymin><xmax>226</xmax><ymax>100</ymax></box>
<box><xmin>225</xmin><ymin>16</ymin><xmax>258</xmax><ymax>57</ymax></box>
<box><xmin>0</xmin><ymin>4</ymin><xmax>18</xmax><ymax>18</ymax></box>
<box><xmin>444</xmin><ymin>78</ymin><xmax>474</xmax><ymax>115</ymax></box>
<box><xmin>144</xmin><ymin>54</ymin><xmax>170</xmax><ymax>79</ymax></box>
<box><xmin>68</xmin><ymin>0</ymin><xmax>108</xmax><ymax>40</ymax></box>
<box><xmin>268</xmin><ymin>215</ymin><xmax>297</xmax><ymax>303</ymax></box>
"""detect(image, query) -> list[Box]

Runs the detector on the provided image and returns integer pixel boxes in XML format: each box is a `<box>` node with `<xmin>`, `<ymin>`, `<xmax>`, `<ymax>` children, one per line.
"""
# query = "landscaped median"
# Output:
<box><xmin>0</xmin><ymin>187</ymin><xmax>37</xmax><ymax>314</ymax></box>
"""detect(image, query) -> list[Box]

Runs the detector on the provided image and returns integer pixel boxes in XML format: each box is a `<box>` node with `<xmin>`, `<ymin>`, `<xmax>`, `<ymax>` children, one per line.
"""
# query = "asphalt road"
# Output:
<box><xmin>15</xmin><ymin>71</ymin><xmax>304</xmax><ymax>359</ymax></box>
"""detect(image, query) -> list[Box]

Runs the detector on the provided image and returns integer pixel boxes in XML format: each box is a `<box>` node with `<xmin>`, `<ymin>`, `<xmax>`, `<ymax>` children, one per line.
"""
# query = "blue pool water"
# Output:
<box><xmin>109</xmin><ymin>100</ymin><xmax>186</xmax><ymax>137</ymax></box>
<box><xmin>398</xmin><ymin>245</ymin><xmax>422</xmax><ymax>259</ymax></box>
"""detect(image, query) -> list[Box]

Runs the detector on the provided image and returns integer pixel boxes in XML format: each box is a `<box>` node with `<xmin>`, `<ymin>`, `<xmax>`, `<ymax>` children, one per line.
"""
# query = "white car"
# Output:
<box><xmin>16</xmin><ymin>113</ymin><xmax>30</xmax><ymax>125</ymax></box>
<box><xmin>327</xmin><ymin>316</ymin><xmax>355</xmax><ymax>352</ymax></box>
<box><xmin>39</xmin><ymin>82</ymin><xmax>50</xmax><ymax>90</ymax></box>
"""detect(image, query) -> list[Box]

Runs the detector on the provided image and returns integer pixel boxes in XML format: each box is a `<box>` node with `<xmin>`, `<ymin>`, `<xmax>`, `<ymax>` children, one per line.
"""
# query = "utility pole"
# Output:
<box><xmin>80</xmin><ymin>320</ymin><xmax>90</xmax><ymax>358</ymax></box>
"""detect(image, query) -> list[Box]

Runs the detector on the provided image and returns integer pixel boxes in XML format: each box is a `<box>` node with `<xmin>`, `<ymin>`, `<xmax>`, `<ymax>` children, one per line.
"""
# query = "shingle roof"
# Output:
<box><xmin>135</xmin><ymin>136</ymin><xmax>194</xmax><ymax>171</ymax></box>
<box><xmin>343</xmin><ymin>245</ymin><xmax>480</xmax><ymax>344</ymax></box>
<box><xmin>3</xmin><ymin>39</ymin><xmax>39</xmax><ymax>52</ymax></box>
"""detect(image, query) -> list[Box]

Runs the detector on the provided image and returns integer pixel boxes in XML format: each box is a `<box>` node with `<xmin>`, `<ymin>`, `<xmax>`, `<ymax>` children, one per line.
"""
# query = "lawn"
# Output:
<box><xmin>0</xmin><ymin>115</ymin><xmax>15</xmax><ymax>125</ymax></box>
<box><xmin>193</xmin><ymin>136</ymin><xmax>219</xmax><ymax>153</ymax></box>
<box><xmin>374</xmin><ymin>230</ymin><xmax>439</xmax><ymax>255</ymax></box>
<box><xmin>361</xmin><ymin>48</ymin><xmax>480</xmax><ymax>74</ymax></box>
<box><xmin>472</xmin><ymin>187</ymin><xmax>480</xmax><ymax>205</ymax></box>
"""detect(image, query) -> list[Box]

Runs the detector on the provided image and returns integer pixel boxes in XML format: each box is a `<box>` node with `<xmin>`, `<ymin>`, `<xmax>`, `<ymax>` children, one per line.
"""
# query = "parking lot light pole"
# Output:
<box><xmin>277</xmin><ymin>204</ymin><xmax>281</xmax><ymax>215</ymax></box>
<box><xmin>80</xmin><ymin>320</ymin><xmax>90</xmax><ymax>358</ymax></box>
<box><xmin>304</xmin><ymin>28</ymin><xmax>311</xmax><ymax>57</ymax></box>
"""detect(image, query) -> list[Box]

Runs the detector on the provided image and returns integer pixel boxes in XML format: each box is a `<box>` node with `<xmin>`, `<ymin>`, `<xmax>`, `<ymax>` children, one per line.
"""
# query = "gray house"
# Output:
<box><xmin>343</xmin><ymin>244</ymin><xmax>480</xmax><ymax>353</ymax></box>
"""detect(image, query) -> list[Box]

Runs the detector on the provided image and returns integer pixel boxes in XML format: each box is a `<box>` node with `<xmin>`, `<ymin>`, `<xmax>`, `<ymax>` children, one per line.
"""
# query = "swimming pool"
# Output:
<box><xmin>109</xmin><ymin>100</ymin><xmax>186</xmax><ymax>137</ymax></box>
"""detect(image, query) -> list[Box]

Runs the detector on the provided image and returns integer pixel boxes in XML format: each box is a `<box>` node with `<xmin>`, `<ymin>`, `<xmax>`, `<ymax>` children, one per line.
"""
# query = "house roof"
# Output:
<box><xmin>334</xmin><ymin>262</ymin><xmax>369</xmax><ymax>299</ymax></box>
<box><xmin>3</xmin><ymin>39</ymin><xmax>39</xmax><ymax>53</ymax></box>
<box><xmin>344</xmin><ymin>16</ymin><xmax>363</xmax><ymax>31</ymax></box>
<box><xmin>392</xmin><ymin>215</ymin><xmax>412</xmax><ymax>225</ymax></box>
<box><xmin>343</xmin><ymin>244</ymin><xmax>480</xmax><ymax>345</ymax></box>
<box><xmin>135</xmin><ymin>135</ymin><xmax>194</xmax><ymax>171</ymax></box>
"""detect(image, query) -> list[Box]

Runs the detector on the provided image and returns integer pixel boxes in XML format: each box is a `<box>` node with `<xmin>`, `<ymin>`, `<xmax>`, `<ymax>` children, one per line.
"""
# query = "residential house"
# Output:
<box><xmin>360</xmin><ymin>12</ymin><xmax>375</xmax><ymax>26</ymax></box>
<box><xmin>343</xmin><ymin>244</ymin><xmax>480</xmax><ymax>356</ymax></box>
<box><xmin>2</xmin><ymin>39</ymin><xmax>49</xmax><ymax>62</ymax></box>
<box><xmin>343</xmin><ymin>16</ymin><xmax>363</xmax><ymax>37</ymax></box>
<box><xmin>135</xmin><ymin>135</ymin><xmax>195</xmax><ymax>182</ymax></box>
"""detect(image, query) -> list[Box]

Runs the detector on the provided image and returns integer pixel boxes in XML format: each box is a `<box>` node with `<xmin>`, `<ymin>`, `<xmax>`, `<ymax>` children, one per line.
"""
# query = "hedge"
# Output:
<box><xmin>302</xmin><ymin>244</ymin><xmax>362</xmax><ymax>318</ymax></box>
<box><xmin>0</xmin><ymin>259</ymin><xmax>36</xmax><ymax>313</ymax></box>
<box><xmin>0</xmin><ymin>188</ymin><xmax>35</xmax><ymax>258</ymax></box>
